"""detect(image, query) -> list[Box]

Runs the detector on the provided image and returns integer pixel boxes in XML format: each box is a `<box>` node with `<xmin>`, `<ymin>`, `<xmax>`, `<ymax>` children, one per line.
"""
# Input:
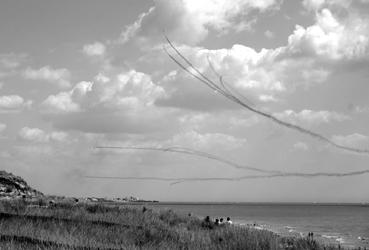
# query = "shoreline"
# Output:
<box><xmin>143</xmin><ymin>202</ymin><xmax>368</xmax><ymax>249</ymax></box>
<box><xmin>0</xmin><ymin>197</ymin><xmax>367</xmax><ymax>249</ymax></box>
<box><xmin>235</xmin><ymin>222</ymin><xmax>354</xmax><ymax>249</ymax></box>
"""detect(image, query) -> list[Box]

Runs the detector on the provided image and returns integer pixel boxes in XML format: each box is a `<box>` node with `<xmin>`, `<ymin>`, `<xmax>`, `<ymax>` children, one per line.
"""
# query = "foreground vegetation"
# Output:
<box><xmin>0</xmin><ymin>198</ymin><xmax>362</xmax><ymax>250</ymax></box>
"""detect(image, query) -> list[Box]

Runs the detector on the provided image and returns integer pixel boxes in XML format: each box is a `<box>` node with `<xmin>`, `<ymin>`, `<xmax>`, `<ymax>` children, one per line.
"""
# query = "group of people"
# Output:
<box><xmin>307</xmin><ymin>231</ymin><xmax>314</xmax><ymax>241</ymax></box>
<box><xmin>202</xmin><ymin>215</ymin><xmax>233</xmax><ymax>229</ymax></box>
<box><xmin>214</xmin><ymin>217</ymin><xmax>233</xmax><ymax>225</ymax></box>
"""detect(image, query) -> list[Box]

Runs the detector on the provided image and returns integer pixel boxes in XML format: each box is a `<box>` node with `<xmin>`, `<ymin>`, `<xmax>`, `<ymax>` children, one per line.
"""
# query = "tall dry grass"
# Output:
<box><xmin>0</xmin><ymin>198</ymin><xmax>360</xmax><ymax>250</ymax></box>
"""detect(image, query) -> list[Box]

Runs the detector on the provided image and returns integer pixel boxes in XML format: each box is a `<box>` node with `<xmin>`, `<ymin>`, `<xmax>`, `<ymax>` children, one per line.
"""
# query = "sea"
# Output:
<box><xmin>144</xmin><ymin>202</ymin><xmax>369</xmax><ymax>248</ymax></box>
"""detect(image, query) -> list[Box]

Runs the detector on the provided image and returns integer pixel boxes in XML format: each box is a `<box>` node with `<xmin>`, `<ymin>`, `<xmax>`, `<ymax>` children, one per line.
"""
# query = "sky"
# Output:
<box><xmin>1</xmin><ymin>0</ymin><xmax>369</xmax><ymax>202</ymax></box>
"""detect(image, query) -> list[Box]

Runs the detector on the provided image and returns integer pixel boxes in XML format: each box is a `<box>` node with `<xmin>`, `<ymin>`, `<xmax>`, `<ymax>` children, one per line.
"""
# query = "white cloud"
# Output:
<box><xmin>119</xmin><ymin>10</ymin><xmax>152</xmax><ymax>44</ymax></box>
<box><xmin>0</xmin><ymin>123</ymin><xmax>6</xmax><ymax>133</ymax></box>
<box><xmin>120</xmin><ymin>0</ymin><xmax>368</xmax><ymax>115</ymax></box>
<box><xmin>155</xmin><ymin>1</ymin><xmax>369</xmax><ymax>109</ymax></box>
<box><xmin>264</xmin><ymin>30</ymin><xmax>274</xmax><ymax>39</ymax></box>
<box><xmin>94</xmin><ymin>73</ymin><xmax>110</xmax><ymax>83</ymax></box>
<box><xmin>23</xmin><ymin>66</ymin><xmax>71</xmax><ymax>88</ymax></box>
<box><xmin>168</xmin><ymin>130</ymin><xmax>247</xmax><ymax>151</ymax></box>
<box><xmin>120</xmin><ymin>0</ymin><xmax>282</xmax><ymax>45</ymax></box>
<box><xmin>0</xmin><ymin>95</ymin><xmax>22</xmax><ymax>109</ymax></box>
<box><xmin>156</xmin><ymin>43</ymin><xmax>331</xmax><ymax>110</ymax></box>
<box><xmin>40</xmin><ymin>69</ymin><xmax>175</xmax><ymax>134</ymax></box>
<box><xmin>0</xmin><ymin>53</ymin><xmax>27</xmax><ymax>79</ymax></box>
<box><xmin>302</xmin><ymin>0</ymin><xmax>353</xmax><ymax>11</ymax></box>
<box><xmin>42</xmin><ymin>92</ymin><xmax>81</xmax><ymax>113</ymax></box>
<box><xmin>178</xmin><ymin>112</ymin><xmax>260</xmax><ymax>133</ymax></box>
<box><xmin>43</xmin><ymin>70</ymin><xmax>165</xmax><ymax>114</ymax></box>
<box><xmin>352</xmin><ymin>105</ymin><xmax>369</xmax><ymax>114</ymax></box>
<box><xmin>332</xmin><ymin>133</ymin><xmax>369</xmax><ymax>149</ymax></box>
<box><xmin>259</xmin><ymin>94</ymin><xmax>278</xmax><ymax>102</ymax></box>
<box><xmin>19</xmin><ymin>127</ymin><xmax>49</xmax><ymax>143</ymax></box>
<box><xmin>0</xmin><ymin>53</ymin><xmax>27</xmax><ymax>70</ymax></box>
<box><xmin>83</xmin><ymin>42</ymin><xmax>106</xmax><ymax>57</ymax></box>
<box><xmin>274</xmin><ymin>109</ymin><xmax>349</xmax><ymax>126</ymax></box>
<box><xmin>302</xmin><ymin>0</ymin><xmax>327</xmax><ymax>10</ymax></box>
<box><xmin>0</xmin><ymin>95</ymin><xmax>32</xmax><ymax>113</ymax></box>
<box><xmin>42</xmin><ymin>81</ymin><xmax>92</xmax><ymax>113</ymax></box>
<box><xmin>286</xmin><ymin>8</ymin><xmax>369</xmax><ymax>61</ymax></box>
<box><xmin>95</xmin><ymin>70</ymin><xmax>164</xmax><ymax>110</ymax></box>
<box><xmin>49</xmin><ymin>131</ymin><xmax>69</xmax><ymax>142</ymax></box>
<box><xmin>293</xmin><ymin>141</ymin><xmax>309</xmax><ymax>151</ymax></box>
<box><xmin>18</xmin><ymin>127</ymin><xmax>69</xmax><ymax>143</ymax></box>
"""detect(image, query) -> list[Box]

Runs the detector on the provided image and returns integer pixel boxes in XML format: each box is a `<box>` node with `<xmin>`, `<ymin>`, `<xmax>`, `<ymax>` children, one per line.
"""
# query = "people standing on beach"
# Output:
<box><xmin>215</xmin><ymin>218</ymin><xmax>220</xmax><ymax>225</ymax></box>
<box><xmin>226</xmin><ymin>217</ymin><xmax>233</xmax><ymax>225</ymax></box>
<box><xmin>219</xmin><ymin>218</ymin><xmax>224</xmax><ymax>224</ymax></box>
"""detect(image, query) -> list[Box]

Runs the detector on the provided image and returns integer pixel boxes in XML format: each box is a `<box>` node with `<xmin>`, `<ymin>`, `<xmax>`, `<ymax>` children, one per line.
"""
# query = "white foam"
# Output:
<box><xmin>336</xmin><ymin>237</ymin><xmax>345</xmax><ymax>244</ymax></box>
<box><xmin>322</xmin><ymin>235</ymin><xmax>339</xmax><ymax>239</ymax></box>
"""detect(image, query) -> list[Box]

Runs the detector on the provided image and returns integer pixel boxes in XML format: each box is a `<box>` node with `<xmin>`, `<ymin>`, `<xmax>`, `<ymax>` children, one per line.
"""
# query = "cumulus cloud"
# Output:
<box><xmin>156</xmin><ymin>0</ymin><xmax>369</xmax><ymax>112</ymax></box>
<box><xmin>23</xmin><ymin>66</ymin><xmax>71</xmax><ymax>88</ymax></box>
<box><xmin>19</xmin><ymin>127</ymin><xmax>49</xmax><ymax>143</ymax></box>
<box><xmin>41</xmin><ymin>70</ymin><xmax>171</xmax><ymax>134</ymax></box>
<box><xmin>83</xmin><ymin>42</ymin><xmax>106</xmax><ymax>57</ymax></box>
<box><xmin>157</xmin><ymin>0</ymin><xmax>368</xmax><ymax>110</ymax></box>
<box><xmin>120</xmin><ymin>0</ymin><xmax>282</xmax><ymax>45</ymax></box>
<box><xmin>42</xmin><ymin>81</ymin><xmax>92</xmax><ymax>113</ymax></box>
<box><xmin>286</xmin><ymin>7</ymin><xmax>369</xmax><ymax>61</ymax></box>
<box><xmin>18</xmin><ymin>127</ymin><xmax>69</xmax><ymax>143</ymax></box>
<box><xmin>0</xmin><ymin>95</ymin><xmax>32</xmax><ymax>113</ymax></box>
<box><xmin>42</xmin><ymin>70</ymin><xmax>164</xmax><ymax>114</ymax></box>
<box><xmin>115</xmin><ymin>0</ymin><xmax>369</xmax><ymax>116</ymax></box>
<box><xmin>156</xmin><ymin>42</ymin><xmax>332</xmax><ymax>111</ymax></box>
<box><xmin>274</xmin><ymin>109</ymin><xmax>349</xmax><ymax>126</ymax></box>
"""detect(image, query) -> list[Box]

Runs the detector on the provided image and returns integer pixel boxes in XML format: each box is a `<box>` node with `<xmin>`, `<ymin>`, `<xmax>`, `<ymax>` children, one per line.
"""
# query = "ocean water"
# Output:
<box><xmin>146</xmin><ymin>203</ymin><xmax>369</xmax><ymax>248</ymax></box>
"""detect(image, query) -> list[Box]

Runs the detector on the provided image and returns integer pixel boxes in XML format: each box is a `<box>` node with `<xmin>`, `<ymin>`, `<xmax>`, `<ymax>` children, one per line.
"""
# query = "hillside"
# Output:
<box><xmin>0</xmin><ymin>170</ymin><xmax>43</xmax><ymax>198</ymax></box>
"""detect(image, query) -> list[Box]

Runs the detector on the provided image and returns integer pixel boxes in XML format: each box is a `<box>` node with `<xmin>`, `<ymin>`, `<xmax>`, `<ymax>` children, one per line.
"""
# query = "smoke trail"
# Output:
<box><xmin>89</xmin><ymin>146</ymin><xmax>369</xmax><ymax>185</ymax></box>
<box><xmin>84</xmin><ymin>169</ymin><xmax>369</xmax><ymax>186</ymax></box>
<box><xmin>95</xmin><ymin>146</ymin><xmax>283</xmax><ymax>174</ymax></box>
<box><xmin>164</xmin><ymin>37</ymin><xmax>369</xmax><ymax>155</ymax></box>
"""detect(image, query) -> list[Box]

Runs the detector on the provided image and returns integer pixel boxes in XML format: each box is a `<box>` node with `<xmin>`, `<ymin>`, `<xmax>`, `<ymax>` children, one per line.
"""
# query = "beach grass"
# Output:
<box><xmin>0</xmin><ymin>198</ymin><xmax>362</xmax><ymax>250</ymax></box>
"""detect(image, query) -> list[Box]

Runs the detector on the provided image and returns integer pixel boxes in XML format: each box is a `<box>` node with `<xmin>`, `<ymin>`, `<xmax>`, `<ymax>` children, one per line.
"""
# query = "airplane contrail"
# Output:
<box><xmin>87</xmin><ymin>146</ymin><xmax>369</xmax><ymax>185</ymax></box>
<box><xmin>164</xmin><ymin>36</ymin><xmax>369</xmax><ymax>155</ymax></box>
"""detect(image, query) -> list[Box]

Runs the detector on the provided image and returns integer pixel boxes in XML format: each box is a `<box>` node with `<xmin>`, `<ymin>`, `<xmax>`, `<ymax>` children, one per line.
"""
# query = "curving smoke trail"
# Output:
<box><xmin>163</xmin><ymin>36</ymin><xmax>369</xmax><ymax>155</ymax></box>
<box><xmin>87</xmin><ymin>146</ymin><xmax>369</xmax><ymax>185</ymax></box>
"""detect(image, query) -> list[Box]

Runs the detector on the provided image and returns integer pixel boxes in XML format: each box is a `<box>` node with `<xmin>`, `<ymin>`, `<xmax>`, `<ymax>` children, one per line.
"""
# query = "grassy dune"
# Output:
<box><xmin>0</xmin><ymin>198</ymin><xmax>360</xmax><ymax>250</ymax></box>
